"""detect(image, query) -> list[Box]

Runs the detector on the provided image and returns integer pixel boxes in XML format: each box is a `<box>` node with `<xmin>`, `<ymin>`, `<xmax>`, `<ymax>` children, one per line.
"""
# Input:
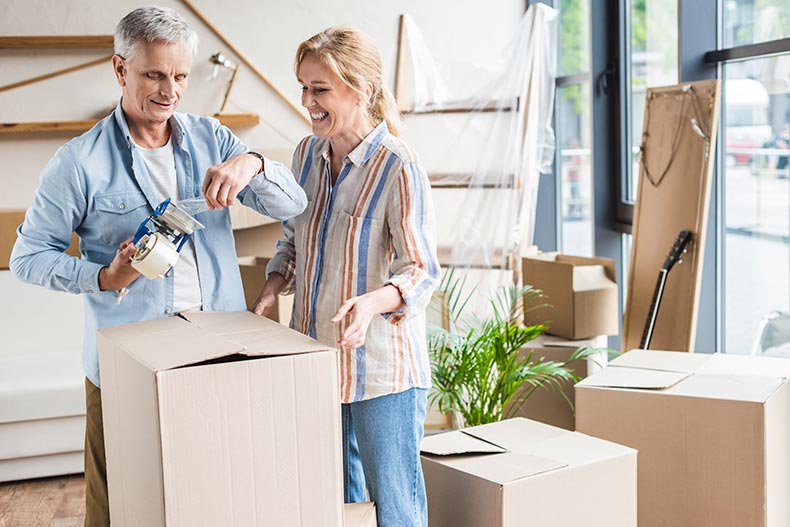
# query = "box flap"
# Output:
<box><xmin>577</xmin><ymin>366</ymin><xmax>690</xmax><ymax>389</ymax></box>
<box><xmin>540</xmin><ymin>335</ymin><xmax>608</xmax><ymax>348</ymax></box>
<box><xmin>572</xmin><ymin>265</ymin><xmax>617</xmax><ymax>292</ymax></box>
<box><xmin>611</xmin><ymin>349</ymin><xmax>711</xmax><ymax>373</ymax></box>
<box><xmin>180</xmin><ymin>311</ymin><xmax>331</xmax><ymax>356</ymax></box>
<box><xmin>665</xmin><ymin>373</ymin><xmax>785</xmax><ymax>402</ymax></box>
<box><xmin>462</xmin><ymin>417</ymin><xmax>568</xmax><ymax>452</ymax></box>
<box><xmin>98</xmin><ymin>316</ymin><xmax>243</xmax><ymax>371</ymax></box>
<box><xmin>438</xmin><ymin>452</ymin><xmax>567</xmax><ymax>485</ymax></box>
<box><xmin>421</xmin><ymin>430</ymin><xmax>507</xmax><ymax>456</ymax></box>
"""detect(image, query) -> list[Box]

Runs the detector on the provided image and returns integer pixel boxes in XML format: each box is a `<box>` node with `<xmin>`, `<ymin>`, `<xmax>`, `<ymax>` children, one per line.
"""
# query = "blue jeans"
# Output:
<box><xmin>342</xmin><ymin>388</ymin><xmax>428</xmax><ymax>527</ymax></box>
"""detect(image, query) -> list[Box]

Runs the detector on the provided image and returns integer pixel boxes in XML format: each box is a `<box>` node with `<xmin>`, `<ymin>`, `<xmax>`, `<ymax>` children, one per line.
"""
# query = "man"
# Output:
<box><xmin>9</xmin><ymin>7</ymin><xmax>306</xmax><ymax>526</ymax></box>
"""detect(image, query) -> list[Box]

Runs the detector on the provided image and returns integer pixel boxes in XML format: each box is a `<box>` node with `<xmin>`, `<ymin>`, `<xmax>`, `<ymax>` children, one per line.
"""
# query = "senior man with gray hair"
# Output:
<box><xmin>10</xmin><ymin>6</ymin><xmax>306</xmax><ymax>525</ymax></box>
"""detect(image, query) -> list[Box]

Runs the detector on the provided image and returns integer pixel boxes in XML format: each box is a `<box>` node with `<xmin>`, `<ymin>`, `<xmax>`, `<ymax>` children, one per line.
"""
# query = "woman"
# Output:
<box><xmin>252</xmin><ymin>26</ymin><xmax>438</xmax><ymax>526</ymax></box>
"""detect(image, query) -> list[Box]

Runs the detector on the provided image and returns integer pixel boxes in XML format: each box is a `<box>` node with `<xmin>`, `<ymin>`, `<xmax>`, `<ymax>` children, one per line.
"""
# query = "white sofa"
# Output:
<box><xmin>0</xmin><ymin>270</ymin><xmax>85</xmax><ymax>482</ymax></box>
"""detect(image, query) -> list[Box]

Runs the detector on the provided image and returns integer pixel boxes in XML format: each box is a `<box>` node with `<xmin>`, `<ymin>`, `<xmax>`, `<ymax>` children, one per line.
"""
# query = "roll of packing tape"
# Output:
<box><xmin>131</xmin><ymin>232</ymin><xmax>179</xmax><ymax>279</ymax></box>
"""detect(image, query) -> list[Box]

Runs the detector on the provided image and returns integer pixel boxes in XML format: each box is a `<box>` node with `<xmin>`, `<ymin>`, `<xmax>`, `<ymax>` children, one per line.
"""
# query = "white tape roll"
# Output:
<box><xmin>131</xmin><ymin>232</ymin><xmax>179</xmax><ymax>279</ymax></box>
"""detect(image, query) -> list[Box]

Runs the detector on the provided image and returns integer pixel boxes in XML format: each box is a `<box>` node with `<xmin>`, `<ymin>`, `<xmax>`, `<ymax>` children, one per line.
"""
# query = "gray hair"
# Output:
<box><xmin>114</xmin><ymin>6</ymin><xmax>198</xmax><ymax>61</ymax></box>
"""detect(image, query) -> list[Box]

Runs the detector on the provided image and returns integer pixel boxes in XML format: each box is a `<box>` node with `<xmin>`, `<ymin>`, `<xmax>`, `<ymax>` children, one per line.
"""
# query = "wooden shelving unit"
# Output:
<box><xmin>0</xmin><ymin>36</ymin><xmax>114</xmax><ymax>49</ymax></box>
<box><xmin>0</xmin><ymin>113</ymin><xmax>260</xmax><ymax>135</ymax></box>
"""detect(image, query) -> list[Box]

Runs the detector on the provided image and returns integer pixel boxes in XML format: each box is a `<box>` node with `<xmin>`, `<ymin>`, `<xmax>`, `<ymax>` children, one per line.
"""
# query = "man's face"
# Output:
<box><xmin>113</xmin><ymin>41</ymin><xmax>193</xmax><ymax>129</ymax></box>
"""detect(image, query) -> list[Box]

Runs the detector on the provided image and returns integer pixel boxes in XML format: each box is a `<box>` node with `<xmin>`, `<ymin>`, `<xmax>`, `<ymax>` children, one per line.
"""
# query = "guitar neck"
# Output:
<box><xmin>640</xmin><ymin>269</ymin><xmax>668</xmax><ymax>349</ymax></box>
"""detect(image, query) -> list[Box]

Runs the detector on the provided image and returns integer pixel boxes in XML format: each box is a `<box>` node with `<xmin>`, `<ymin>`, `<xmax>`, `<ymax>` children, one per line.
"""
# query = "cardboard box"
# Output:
<box><xmin>522</xmin><ymin>253</ymin><xmax>618</xmax><ymax>339</ymax></box>
<box><xmin>98</xmin><ymin>311</ymin><xmax>343</xmax><ymax>527</ymax></box>
<box><xmin>1</xmin><ymin>210</ymin><xmax>80</xmax><ymax>269</ymax></box>
<box><xmin>508</xmin><ymin>335</ymin><xmax>607</xmax><ymax>430</ymax></box>
<box><xmin>344</xmin><ymin>503</ymin><xmax>377</xmax><ymax>527</ymax></box>
<box><xmin>238</xmin><ymin>256</ymin><xmax>294</xmax><ymax>324</ymax></box>
<box><xmin>421</xmin><ymin>417</ymin><xmax>637</xmax><ymax>527</ymax></box>
<box><xmin>576</xmin><ymin>350</ymin><xmax>790</xmax><ymax>527</ymax></box>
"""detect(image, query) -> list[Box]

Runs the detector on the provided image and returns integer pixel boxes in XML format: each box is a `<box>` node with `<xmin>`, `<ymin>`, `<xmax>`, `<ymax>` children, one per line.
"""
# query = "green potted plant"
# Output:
<box><xmin>428</xmin><ymin>271</ymin><xmax>605</xmax><ymax>427</ymax></box>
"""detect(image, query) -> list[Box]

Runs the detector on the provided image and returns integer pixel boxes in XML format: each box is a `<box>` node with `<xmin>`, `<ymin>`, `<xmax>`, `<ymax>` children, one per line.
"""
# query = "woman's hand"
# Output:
<box><xmin>251</xmin><ymin>272</ymin><xmax>287</xmax><ymax>316</ymax></box>
<box><xmin>331</xmin><ymin>284</ymin><xmax>404</xmax><ymax>349</ymax></box>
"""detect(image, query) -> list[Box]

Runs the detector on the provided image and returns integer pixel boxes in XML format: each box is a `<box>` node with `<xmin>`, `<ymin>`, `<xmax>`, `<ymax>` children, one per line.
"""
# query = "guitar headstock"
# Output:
<box><xmin>663</xmin><ymin>230</ymin><xmax>693</xmax><ymax>272</ymax></box>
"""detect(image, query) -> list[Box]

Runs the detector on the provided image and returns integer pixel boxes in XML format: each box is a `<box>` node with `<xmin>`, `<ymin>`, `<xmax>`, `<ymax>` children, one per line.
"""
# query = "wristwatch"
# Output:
<box><xmin>246</xmin><ymin>151</ymin><xmax>265</xmax><ymax>174</ymax></box>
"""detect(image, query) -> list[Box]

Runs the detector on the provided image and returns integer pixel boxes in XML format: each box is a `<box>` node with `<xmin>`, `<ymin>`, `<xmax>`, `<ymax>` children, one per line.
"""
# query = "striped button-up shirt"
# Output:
<box><xmin>268</xmin><ymin>122</ymin><xmax>439</xmax><ymax>403</ymax></box>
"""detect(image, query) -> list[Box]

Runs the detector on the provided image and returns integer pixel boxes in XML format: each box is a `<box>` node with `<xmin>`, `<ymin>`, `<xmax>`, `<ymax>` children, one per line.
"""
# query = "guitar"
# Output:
<box><xmin>640</xmin><ymin>230</ymin><xmax>693</xmax><ymax>349</ymax></box>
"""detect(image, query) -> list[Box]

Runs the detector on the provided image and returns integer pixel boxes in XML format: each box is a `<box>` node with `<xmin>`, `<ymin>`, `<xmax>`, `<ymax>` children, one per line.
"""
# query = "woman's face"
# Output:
<box><xmin>298</xmin><ymin>53</ymin><xmax>371</xmax><ymax>140</ymax></box>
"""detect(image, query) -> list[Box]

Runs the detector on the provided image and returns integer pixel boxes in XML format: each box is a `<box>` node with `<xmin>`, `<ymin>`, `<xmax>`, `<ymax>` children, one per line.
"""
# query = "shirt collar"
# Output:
<box><xmin>112</xmin><ymin>98</ymin><xmax>185</xmax><ymax>149</ymax></box>
<box><xmin>317</xmin><ymin>120</ymin><xmax>389</xmax><ymax>167</ymax></box>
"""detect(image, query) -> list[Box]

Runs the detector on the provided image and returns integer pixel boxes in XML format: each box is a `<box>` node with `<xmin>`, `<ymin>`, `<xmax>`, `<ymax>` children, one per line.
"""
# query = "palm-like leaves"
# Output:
<box><xmin>428</xmin><ymin>272</ymin><xmax>605</xmax><ymax>427</ymax></box>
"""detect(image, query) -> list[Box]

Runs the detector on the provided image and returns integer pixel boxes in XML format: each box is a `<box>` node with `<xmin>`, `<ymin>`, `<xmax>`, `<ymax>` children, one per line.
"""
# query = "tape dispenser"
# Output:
<box><xmin>131</xmin><ymin>198</ymin><xmax>206</xmax><ymax>279</ymax></box>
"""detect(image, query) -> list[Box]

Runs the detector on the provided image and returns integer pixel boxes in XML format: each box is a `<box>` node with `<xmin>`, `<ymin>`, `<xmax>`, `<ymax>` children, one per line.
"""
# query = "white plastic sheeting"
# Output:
<box><xmin>399</xmin><ymin>4</ymin><xmax>558</xmax><ymax>275</ymax></box>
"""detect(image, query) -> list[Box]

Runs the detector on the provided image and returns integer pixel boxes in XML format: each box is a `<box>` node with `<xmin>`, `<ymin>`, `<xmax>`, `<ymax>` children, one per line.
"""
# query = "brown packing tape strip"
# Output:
<box><xmin>0</xmin><ymin>210</ymin><xmax>79</xmax><ymax>270</ymax></box>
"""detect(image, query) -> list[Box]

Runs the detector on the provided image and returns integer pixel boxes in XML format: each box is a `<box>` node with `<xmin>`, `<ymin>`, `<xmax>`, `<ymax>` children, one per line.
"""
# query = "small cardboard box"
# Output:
<box><xmin>98</xmin><ymin>311</ymin><xmax>343</xmax><ymax>527</ymax></box>
<box><xmin>1</xmin><ymin>210</ymin><xmax>79</xmax><ymax>269</ymax></box>
<box><xmin>508</xmin><ymin>335</ymin><xmax>607</xmax><ymax>430</ymax></box>
<box><xmin>344</xmin><ymin>502</ymin><xmax>377</xmax><ymax>527</ymax></box>
<box><xmin>238</xmin><ymin>256</ymin><xmax>293</xmax><ymax>324</ymax></box>
<box><xmin>421</xmin><ymin>417</ymin><xmax>637</xmax><ymax>527</ymax></box>
<box><xmin>576</xmin><ymin>350</ymin><xmax>790</xmax><ymax>527</ymax></box>
<box><xmin>522</xmin><ymin>253</ymin><xmax>618</xmax><ymax>339</ymax></box>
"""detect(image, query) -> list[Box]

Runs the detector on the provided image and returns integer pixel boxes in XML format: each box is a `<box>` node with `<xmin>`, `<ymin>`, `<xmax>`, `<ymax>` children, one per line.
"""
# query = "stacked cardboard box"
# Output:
<box><xmin>421</xmin><ymin>417</ymin><xmax>637</xmax><ymax>527</ymax></box>
<box><xmin>522</xmin><ymin>253</ymin><xmax>618</xmax><ymax>340</ymax></box>
<box><xmin>98</xmin><ymin>311</ymin><xmax>343</xmax><ymax>527</ymax></box>
<box><xmin>576</xmin><ymin>350</ymin><xmax>790</xmax><ymax>527</ymax></box>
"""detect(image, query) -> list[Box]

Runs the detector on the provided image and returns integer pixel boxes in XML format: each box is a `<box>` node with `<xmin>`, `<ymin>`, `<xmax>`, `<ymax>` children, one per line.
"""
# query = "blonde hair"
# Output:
<box><xmin>295</xmin><ymin>26</ymin><xmax>401</xmax><ymax>136</ymax></box>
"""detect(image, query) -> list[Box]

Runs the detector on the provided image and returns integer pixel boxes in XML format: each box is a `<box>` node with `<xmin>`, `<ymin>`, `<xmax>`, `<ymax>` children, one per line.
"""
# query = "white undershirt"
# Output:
<box><xmin>135</xmin><ymin>137</ymin><xmax>203</xmax><ymax>312</ymax></box>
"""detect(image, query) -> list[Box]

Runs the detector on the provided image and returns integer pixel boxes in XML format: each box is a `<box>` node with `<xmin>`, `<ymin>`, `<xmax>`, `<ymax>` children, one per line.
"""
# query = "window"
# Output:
<box><xmin>722</xmin><ymin>55</ymin><xmax>790</xmax><ymax>354</ymax></box>
<box><xmin>556</xmin><ymin>0</ymin><xmax>593</xmax><ymax>256</ymax></box>
<box><xmin>724</xmin><ymin>0</ymin><xmax>790</xmax><ymax>48</ymax></box>
<box><xmin>625</xmin><ymin>0</ymin><xmax>679</xmax><ymax>202</ymax></box>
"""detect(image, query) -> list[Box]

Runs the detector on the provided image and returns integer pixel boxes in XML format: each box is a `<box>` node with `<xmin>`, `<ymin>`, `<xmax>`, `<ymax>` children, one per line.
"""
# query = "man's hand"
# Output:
<box><xmin>251</xmin><ymin>272</ymin><xmax>287</xmax><ymax>317</ymax></box>
<box><xmin>202</xmin><ymin>153</ymin><xmax>262</xmax><ymax>211</ymax></box>
<box><xmin>98</xmin><ymin>238</ymin><xmax>141</xmax><ymax>291</ymax></box>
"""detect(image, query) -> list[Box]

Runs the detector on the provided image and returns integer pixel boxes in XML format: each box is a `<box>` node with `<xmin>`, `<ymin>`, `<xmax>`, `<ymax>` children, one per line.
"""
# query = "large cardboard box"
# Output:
<box><xmin>576</xmin><ymin>350</ymin><xmax>790</xmax><ymax>527</ymax></box>
<box><xmin>238</xmin><ymin>256</ymin><xmax>293</xmax><ymax>324</ymax></box>
<box><xmin>421</xmin><ymin>417</ymin><xmax>637</xmax><ymax>527</ymax></box>
<box><xmin>508</xmin><ymin>335</ymin><xmax>607</xmax><ymax>430</ymax></box>
<box><xmin>98</xmin><ymin>311</ymin><xmax>343</xmax><ymax>527</ymax></box>
<box><xmin>522</xmin><ymin>253</ymin><xmax>618</xmax><ymax>339</ymax></box>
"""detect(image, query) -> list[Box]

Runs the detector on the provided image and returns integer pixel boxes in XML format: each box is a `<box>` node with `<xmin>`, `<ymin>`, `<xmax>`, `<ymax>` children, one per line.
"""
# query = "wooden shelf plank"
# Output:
<box><xmin>0</xmin><ymin>113</ymin><xmax>260</xmax><ymax>135</ymax></box>
<box><xmin>0</xmin><ymin>36</ymin><xmax>114</xmax><ymax>49</ymax></box>
<box><xmin>215</xmin><ymin>113</ymin><xmax>259</xmax><ymax>127</ymax></box>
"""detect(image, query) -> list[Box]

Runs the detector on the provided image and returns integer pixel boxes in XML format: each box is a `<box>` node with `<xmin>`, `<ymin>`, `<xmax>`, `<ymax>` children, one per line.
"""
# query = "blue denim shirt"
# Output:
<box><xmin>10</xmin><ymin>103</ymin><xmax>307</xmax><ymax>387</ymax></box>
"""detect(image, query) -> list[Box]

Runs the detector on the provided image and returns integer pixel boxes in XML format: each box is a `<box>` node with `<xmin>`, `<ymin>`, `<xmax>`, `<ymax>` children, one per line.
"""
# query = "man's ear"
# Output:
<box><xmin>112</xmin><ymin>55</ymin><xmax>127</xmax><ymax>87</ymax></box>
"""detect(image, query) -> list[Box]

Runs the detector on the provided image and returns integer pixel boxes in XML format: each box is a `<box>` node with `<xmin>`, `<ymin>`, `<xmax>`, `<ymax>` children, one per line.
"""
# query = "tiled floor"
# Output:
<box><xmin>0</xmin><ymin>475</ymin><xmax>85</xmax><ymax>527</ymax></box>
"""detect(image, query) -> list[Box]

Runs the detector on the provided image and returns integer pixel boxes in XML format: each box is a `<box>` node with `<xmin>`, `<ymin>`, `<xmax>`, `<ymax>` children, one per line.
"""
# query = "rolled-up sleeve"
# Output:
<box><xmin>384</xmin><ymin>160</ymin><xmax>440</xmax><ymax>323</ymax></box>
<box><xmin>241</xmin><ymin>157</ymin><xmax>307</xmax><ymax>220</ymax></box>
<box><xmin>10</xmin><ymin>144</ymin><xmax>103</xmax><ymax>294</ymax></box>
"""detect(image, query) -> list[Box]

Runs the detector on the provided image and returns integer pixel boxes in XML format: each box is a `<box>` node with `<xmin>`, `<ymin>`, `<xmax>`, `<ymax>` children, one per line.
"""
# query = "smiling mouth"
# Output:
<box><xmin>310</xmin><ymin>111</ymin><xmax>328</xmax><ymax>121</ymax></box>
<box><xmin>152</xmin><ymin>100</ymin><xmax>174</xmax><ymax>109</ymax></box>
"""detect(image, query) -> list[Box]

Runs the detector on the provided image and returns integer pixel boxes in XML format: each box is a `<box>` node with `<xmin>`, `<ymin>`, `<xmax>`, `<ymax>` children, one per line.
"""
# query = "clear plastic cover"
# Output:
<box><xmin>400</xmin><ymin>4</ymin><xmax>558</xmax><ymax>276</ymax></box>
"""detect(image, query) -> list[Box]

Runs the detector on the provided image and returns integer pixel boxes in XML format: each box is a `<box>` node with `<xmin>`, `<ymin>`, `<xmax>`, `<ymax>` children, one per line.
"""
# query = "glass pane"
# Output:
<box><xmin>557</xmin><ymin>82</ymin><xmax>593</xmax><ymax>256</ymax></box>
<box><xmin>627</xmin><ymin>0</ymin><xmax>679</xmax><ymax>201</ymax></box>
<box><xmin>723</xmin><ymin>55</ymin><xmax>790</xmax><ymax>355</ymax></box>
<box><xmin>558</xmin><ymin>0</ymin><xmax>590</xmax><ymax>77</ymax></box>
<box><xmin>724</xmin><ymin>0</ymin><xmax>790</xmax><ymax>48</ymax></box>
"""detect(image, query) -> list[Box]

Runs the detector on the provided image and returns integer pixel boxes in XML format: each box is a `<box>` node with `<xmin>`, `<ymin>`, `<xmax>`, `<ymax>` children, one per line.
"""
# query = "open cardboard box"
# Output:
<box><xmin>576</xmin><ymin>350</ymin><xmax>790</xmax><ymax>527</ymax></box>
<box><xmin>98</xmin><ymin>311</ymin><xmax>343</xmax><ymax>527</ymax></box>
<box><xmin>522</xmin><ymin>253</ymin><xmax>618</xmax><ymax>340</ymax></box>
<box><xmin>420</xmin><ymin>417</ymin><xmax>636</xmax><ymax>527</ymax></box>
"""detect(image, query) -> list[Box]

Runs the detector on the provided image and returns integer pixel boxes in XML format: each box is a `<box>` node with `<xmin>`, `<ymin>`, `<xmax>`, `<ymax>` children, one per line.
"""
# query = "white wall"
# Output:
<box><xmin>0</xmin><ymin>0</ymin><xmax>524</xmax><ymax>209</ymax></box>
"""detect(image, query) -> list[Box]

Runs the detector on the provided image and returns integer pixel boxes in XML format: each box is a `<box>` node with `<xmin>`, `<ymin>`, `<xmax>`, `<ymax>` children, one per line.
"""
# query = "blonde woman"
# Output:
<box><xmin>253</xmin><ymin>26</ymin><xmax>438</xmax><ymax>526</ymax></box>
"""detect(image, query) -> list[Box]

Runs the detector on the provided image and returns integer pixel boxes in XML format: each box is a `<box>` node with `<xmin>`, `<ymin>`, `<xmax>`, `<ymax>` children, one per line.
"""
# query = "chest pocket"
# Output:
<box><xmin>331</xmin><ymin>210</ymin><xmax>391</xmax><ymax>288</ymax></box>
<box><xmin>93</xmin><ymin>191</ymin><xmax>150</xmax><ymax>246</ymax></box>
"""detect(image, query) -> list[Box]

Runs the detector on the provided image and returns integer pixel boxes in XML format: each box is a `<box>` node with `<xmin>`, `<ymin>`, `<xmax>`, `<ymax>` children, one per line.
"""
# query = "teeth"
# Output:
<box><xmin>310</xmin><ymin>112</ymin><xmax>328</xmax><ymax>120</ymax></box>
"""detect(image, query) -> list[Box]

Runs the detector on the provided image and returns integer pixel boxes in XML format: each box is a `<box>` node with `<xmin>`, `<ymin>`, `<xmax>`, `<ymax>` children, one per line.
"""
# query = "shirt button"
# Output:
<box><xmin>119</xmin><ymin>203</ymin><xmax>126</xmax><ymax>210</ymax></box>
<box><xmin>165</xmin><ymin>308</ymin><xmax>172</xmax><ymax>315</ymax></box>
<box><xmin>87</xmin><ymin>289</ymin><xmax>94</xmax><ymax>294</ymax></box>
